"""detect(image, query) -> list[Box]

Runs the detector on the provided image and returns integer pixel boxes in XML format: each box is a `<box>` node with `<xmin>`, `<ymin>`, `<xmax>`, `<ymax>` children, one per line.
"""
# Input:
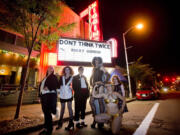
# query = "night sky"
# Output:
<box><xmin>64</xmin><ymin>0</ymin><xmax>179</xmax><ymax>75</ymax></box>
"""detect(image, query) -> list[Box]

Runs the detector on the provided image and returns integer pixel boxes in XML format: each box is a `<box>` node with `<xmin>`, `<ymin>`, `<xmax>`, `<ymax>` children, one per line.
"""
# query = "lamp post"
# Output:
<box><xmin>123</xmin><ymin>24</ymin><xmax>143</xmax><ymax>98</ymax></box>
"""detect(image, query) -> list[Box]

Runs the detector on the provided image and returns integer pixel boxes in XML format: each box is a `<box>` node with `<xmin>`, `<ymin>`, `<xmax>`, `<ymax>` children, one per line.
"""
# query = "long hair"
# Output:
<box><xmin>61</xmin><ymin>66</ymin><xmax>74</xmax><ymax>76</ymax></box>
<box><xmin>111</xmin><ymin>75</ymin><xmax>122</xmax><ymax>85</ymax></box>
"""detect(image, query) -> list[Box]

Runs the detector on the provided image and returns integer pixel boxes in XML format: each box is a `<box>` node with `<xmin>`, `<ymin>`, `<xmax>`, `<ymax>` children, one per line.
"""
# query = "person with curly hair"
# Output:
<box><xmin>89</xmin><ymin>57</ymin><xmax>110</xmax><ymax>129</ymax></box>
<box><xmin>56</xmin><ymin>66</ymin><xmax>74</xmax><ymax>131</ymax></box>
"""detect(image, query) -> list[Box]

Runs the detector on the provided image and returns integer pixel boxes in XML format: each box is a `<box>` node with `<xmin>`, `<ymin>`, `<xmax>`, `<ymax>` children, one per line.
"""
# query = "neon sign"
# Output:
<box><xmin>80</xmin><ymin>1</ymin><xmax>101</xmax><ymax>41</ymax></box>
<box><xmin>107</xmin><ymin>38</ymin><xmax>118</xmax><ymax>58</ymax></box>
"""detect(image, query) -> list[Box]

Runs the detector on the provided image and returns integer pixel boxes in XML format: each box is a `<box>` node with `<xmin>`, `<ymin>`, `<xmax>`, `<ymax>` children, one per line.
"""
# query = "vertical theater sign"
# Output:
<box><xmin>80</xmin><ymin>0</ymin><xmax>102</xmax><ymax>41</ymax></box>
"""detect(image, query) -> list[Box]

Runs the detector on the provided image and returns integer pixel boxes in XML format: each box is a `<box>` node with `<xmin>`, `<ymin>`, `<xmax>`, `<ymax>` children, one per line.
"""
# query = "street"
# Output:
<box><xmin>24</xmin><ymin>92</ymin><xmax>180</xmax><ymax>135</ymax></box>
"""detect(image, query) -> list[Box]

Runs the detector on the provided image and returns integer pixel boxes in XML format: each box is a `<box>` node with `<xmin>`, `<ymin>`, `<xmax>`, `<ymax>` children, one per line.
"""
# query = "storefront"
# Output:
<box><xmin>0</xmin><ymin>49</ymin><xmax>39</xmax><ymax>90</ymax></box>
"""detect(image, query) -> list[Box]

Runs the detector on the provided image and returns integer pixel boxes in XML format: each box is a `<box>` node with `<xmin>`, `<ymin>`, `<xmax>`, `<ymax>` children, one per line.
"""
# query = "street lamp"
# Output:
<box><xmin>123</xmin><ymin>23</ymin><xmax>143</xmax><ymax>98</ymax></box>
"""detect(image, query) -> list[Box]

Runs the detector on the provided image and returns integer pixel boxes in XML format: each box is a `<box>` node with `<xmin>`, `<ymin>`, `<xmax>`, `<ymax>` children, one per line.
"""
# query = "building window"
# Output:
<box><xmin>0</xmin><ymin>30</ymin><xmax>16</xmax><ymax>44</ymax></box>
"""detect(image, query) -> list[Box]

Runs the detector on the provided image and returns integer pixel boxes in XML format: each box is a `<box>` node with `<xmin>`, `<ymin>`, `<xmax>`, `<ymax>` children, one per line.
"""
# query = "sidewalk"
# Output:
<box><xmin>0</xmin><ymin>98</ymin><xmax>136</xmax><ymax>135</ymax></box>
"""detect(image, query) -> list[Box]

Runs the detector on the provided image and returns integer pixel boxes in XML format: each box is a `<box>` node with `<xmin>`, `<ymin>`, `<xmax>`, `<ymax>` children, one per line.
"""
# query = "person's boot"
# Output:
<box><xmin>56</xmin><ymin>120</ymin><xmax>63</xmax><ymax>130</ymax></box>
<box><xmin>98</xmin><ymin>123</ymin><xmax>104</xmax><ymax>129</ymax></box>
<box><xmin>91</xmin><ymin>120</ymin><xmax>96</xmax><ymax>128</ymax></box>
<box><xmin>81</xmin><ymin>122</ymin><xmax>87</xmax><ymax>127</ymax></box>
<box><xmin>65</xmin><ymin>120</ymin><xmax>74</xmax><ymax>131</ymax></box>
<box><xmin>76</xmin><ymin>123</ymin><xmax>83</xmax><ymax>128</ymax></box>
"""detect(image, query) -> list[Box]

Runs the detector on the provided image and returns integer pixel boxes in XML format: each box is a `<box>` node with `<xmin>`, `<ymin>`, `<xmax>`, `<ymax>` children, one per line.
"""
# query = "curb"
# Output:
<box><xmin>2</xmin><ymin>98</ymin><xmax>136</xmax><ymax>135</ymax></box>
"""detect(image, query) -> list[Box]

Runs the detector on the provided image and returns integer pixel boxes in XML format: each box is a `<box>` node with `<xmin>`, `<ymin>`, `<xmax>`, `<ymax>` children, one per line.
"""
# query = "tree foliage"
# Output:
<box><xmin>0</xmin><ymin>0</ymin><xmax>75</xmax><ymax>119</ymax></box>
<box><xmin>129</xmin><ymin>56</ymin><xmax>155</xmax><ymax>87</ymax></box>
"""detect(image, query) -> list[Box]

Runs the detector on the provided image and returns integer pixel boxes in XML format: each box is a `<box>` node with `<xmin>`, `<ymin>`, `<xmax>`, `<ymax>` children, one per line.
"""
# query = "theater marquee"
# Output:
<box><xmin>57</xmin><ymin>38</ymin><xmax>112</xmax><ymax>63</ymax></box>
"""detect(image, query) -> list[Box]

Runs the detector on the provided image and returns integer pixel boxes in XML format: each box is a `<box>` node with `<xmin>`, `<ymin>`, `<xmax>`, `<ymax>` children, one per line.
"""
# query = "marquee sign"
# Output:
<box><xmin>57</xmin><ymin>38</ymin><xmax>111</xmax><ymax>63</ymax></box>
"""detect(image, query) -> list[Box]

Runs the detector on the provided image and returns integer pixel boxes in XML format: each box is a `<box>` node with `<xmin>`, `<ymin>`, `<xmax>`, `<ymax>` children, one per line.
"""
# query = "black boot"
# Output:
<box><xmin>81</xmin><ymin>122</ymin><xmax>87</xmax><ymax>127</ymax></box>
<box><xmin>98</xmin><ymin>123</ymin><xmax>104</xmax><ymax>129</ymax></box>
<box><xmin>76</xmin><ymin>123</ymin><xmax>83</xmax><ymax>128</ymax></box>
<box><xmin>65</xmin><ymin>120</ymin><xmax>74</xmax><ymax>131</ymax></box>
<box><xmin>91</xmin><ymin>120</ymin><xmax>96</xmax><ymax>128</ymax></box>
<box><xmin>56</xmin><ymin>120</ymin><xmax>63</xmax><ymax>130</ymax></box>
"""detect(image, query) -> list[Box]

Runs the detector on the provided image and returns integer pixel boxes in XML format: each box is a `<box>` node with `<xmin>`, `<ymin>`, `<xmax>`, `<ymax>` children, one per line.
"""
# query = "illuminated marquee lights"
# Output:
<box><xmin>107</xmin><ymin>38</ymin><xmax>118</xmax><ymax>58</ymax></box>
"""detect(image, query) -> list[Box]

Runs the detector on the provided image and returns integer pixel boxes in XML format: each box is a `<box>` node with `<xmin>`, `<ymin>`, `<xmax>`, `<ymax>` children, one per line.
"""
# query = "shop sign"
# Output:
<box><xmin>57</xmin><ymin>38</ymin><xmax>111</xmax><ymax>63</ymax></box>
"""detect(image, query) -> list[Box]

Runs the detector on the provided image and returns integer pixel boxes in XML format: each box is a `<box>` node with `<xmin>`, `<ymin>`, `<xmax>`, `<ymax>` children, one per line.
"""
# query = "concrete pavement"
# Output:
<box><xmin>0</xmin><ymin>98</ymin><xmax>136</xmax><ymax>135</ymax></box>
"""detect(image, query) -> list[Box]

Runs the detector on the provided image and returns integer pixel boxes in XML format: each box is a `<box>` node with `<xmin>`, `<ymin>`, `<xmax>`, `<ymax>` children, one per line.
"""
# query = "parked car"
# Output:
<box><xmin>136</xmin><ymin>87</ymin><xmax>160</xmax><ymax>100</ymax></box>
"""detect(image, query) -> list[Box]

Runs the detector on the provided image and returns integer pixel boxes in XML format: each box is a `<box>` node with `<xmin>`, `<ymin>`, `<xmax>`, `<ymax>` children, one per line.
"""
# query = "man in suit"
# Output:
<box><xmin>72</xmin><ymin>66</ymin><xmax>89</xmax><ymax>128</ymax></box>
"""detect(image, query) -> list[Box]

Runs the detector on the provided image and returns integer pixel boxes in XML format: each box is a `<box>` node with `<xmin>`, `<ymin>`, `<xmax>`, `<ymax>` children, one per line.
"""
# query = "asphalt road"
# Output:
<box><xmin>26</xmin><ymin>92</ymin><xmax>180</xmax><ymax>135</ymax></box>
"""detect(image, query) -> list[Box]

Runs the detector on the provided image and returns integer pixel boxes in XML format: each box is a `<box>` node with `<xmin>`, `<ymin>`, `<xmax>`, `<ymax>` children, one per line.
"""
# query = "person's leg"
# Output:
<box><xmin>74</xmin><ymin>98</ymin><xmax>82</xmax><ymax>128</ymax></box>
<box><xmin>44</xmin><ymin>110</ymin><xmax>53</xmax><ymax>134</ymax></box>
<box><xmin>56</xmin><ymin>102</ymin><xmax>65</xmax><ymax>129</ymax></box>
<box><xmin>40</xmin><ymin>94</ymin><xmax>53</xmax><ymax>134</ymax></box>
<box><xmin>94</xmin><ymin>99</ymin><xmax>100</xmax><ymax>114</ymax></box>
<box><xmin>65</xmin><ymin>101</ymin><xmax>74</xmax><ymax>130</ymax></box>
<box><xmin>111</xmin><ymin>116</ymin><xmax>122</xmax><ymax>134</ymax></box>
<box><xmin>80</xmin><ymin>98</ymin><xmax>87</xmax><ymax>127</ymax></box>
<box><xmin>89</xmin><ymin>97</ymin><xmax>97</xmax><ymax>128</ymax></box>
<box><xmin>50</xmin><ymin>93</ymin><xmax>57</xmax><ymax>115</ymax></box>
<box><xmin>89</xmin><ymin>97</ymin><xmax>96</xmax><ymax>116</ymax></box>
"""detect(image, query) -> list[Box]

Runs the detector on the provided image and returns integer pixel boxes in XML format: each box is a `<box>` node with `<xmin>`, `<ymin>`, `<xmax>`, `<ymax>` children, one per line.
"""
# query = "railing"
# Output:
<box><xmin>0</xmin><ymin>84</ymin><xmax>20</xmax><ymax>91</ymax></box>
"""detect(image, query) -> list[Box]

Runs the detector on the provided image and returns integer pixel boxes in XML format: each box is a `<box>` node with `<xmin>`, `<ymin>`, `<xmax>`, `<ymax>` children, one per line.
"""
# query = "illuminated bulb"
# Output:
<box><xmin>136</xmin><ymin>24</ymin><xmax>143</xmax><ymax>29</ymax></box>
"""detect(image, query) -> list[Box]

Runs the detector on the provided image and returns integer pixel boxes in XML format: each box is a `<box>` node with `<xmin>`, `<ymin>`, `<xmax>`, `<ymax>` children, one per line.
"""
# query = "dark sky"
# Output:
<box><xmin>64</xmin><ymin>0</ymin><xmax>180</xmax><ymax>75</ymax></box>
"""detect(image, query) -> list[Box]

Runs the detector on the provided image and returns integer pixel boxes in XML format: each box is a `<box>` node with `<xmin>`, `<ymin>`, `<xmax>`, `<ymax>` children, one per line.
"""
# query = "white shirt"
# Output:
<box><xmin>80</xmin><ymin>75</ymin><xmax>87</xmax><ymax>88</ymax></box>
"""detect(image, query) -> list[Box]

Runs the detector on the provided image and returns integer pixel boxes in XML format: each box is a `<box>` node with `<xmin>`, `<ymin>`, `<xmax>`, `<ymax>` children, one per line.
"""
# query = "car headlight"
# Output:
<box><xmin>163</xmin><ymin>87</ymin><xmax>168</xmax><ymax>92</ymax></box>
<box><xmin>136</xmin><ymin>93</ymin><xmax>140</xmax><ymax>96</ymax></box>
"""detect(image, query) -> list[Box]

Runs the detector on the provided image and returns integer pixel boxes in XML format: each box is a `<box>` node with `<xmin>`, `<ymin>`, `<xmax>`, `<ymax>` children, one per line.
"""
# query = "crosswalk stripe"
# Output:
<box><xmin>133</xmin><ymin>103</ymin><xmax>160</xmax><ymax>135</ymax></box>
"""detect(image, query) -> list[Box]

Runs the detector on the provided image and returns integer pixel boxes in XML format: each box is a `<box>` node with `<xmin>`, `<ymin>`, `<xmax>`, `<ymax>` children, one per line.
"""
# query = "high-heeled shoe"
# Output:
<box><xmin>56</xmin><ymin>121</ymin><xmax>63</xmax><ymax>130</ymax></box>
<box><xmin>91</xmin><ymin>121</ymin><xmax>96</xmax><ymax>128</ymax></box>
<box><xmin>81</xmin><ymin>122</ymin><xmax>88</xmax><ymax>127</ymax></box>
<box><xmin>76</xmin><ymin>123</ymin><xmax>83</xmax><ymax>128</ymax></box>
<box><xmin>65</xmin><ymin>120</ymin><xmax>74</xmax><ymax>131</ymax></box>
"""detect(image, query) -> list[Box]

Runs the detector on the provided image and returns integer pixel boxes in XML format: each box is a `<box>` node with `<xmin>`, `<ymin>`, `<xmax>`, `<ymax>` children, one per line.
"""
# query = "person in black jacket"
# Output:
<box><xmin>72</xmin><ymin>66</ymin><xmax>89</xmax><ymax>128</ymax></box>
<box><xmin>39</xmin><ymin>66</ymin><xmax>59</xmax><ymax>135</ymax></box>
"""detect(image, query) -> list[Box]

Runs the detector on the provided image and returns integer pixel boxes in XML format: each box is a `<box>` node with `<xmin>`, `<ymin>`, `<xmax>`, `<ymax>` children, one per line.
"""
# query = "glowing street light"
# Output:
<box><xmin>123</xmin><ymin>23</ymin><xmax>143</xmax><ymax>98</ymax></box>
<box><xmin>136</xmin><ymin>23</ymin><xmax>144</xmax><ymax>29</ymax></box>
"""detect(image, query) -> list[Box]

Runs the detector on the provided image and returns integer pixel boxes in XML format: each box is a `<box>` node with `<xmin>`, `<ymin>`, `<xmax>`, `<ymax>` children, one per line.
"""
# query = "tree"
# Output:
<box><xmin>0</xmin><ymin>0</ymin><xmax>75</xmax><ymax>119</ymax></box>
<box><xmin>129</xmin><ymin>56</ymin><xmax>155</xmax><ymax>88</ymax></box>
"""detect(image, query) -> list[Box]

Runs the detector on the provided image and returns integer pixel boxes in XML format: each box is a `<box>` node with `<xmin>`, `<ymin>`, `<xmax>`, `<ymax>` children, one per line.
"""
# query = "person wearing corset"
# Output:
<box><xmin>72</xmin><ymin>66</ymin><xmax>90</xmax><ymax>128</ymax></box>
<box><xmin>38</xmin><ymin>66</ymin><xmax>59</xmax><ymax>135</ymax></box>
<box><xmin>56</xmin><ymin>66</ymin><xmax>74</xmax><ymax>131</ymax></box>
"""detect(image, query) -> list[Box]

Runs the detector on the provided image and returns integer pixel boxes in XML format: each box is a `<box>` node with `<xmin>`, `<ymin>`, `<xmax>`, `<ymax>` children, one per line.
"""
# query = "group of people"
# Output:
<box><xmin>38</xmin><ymin>57</ymin><xmax>128</xmax><ymax>135</ymax></box>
